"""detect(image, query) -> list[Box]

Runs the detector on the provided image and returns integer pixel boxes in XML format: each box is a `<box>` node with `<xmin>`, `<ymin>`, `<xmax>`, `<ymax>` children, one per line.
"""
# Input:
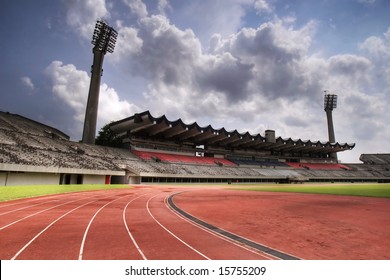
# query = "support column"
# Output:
<box><xmin>325</xmin><ymin>109</ymin><xmax>338</xmax><ymax>161</ymax></box>
<box><xmin>82</xmin><ymin>50</ymin><xmax>104</xmax><ymax>144</ymax></box>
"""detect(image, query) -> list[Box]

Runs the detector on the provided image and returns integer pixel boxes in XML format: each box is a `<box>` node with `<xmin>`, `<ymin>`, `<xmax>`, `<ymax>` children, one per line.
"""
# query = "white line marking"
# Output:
<box><xmin>0</xmin><ymin>200</ymin><xmax>54</xmax><ymax>217</ymax></box>
<box><xmin>78</xmin><ymin>194</ymin><xmax>133</xmax><ymax>260</ymax></box>
<box><xmin>146</xmin><ymin>193</ymin><xmax>210</xmax><ymax>260</ymax></box>
<box><xmin>0</xmin><ymin>191</ymin><xmax>94</xmax><ymax>209</ymax></box>
<box><xmin>10</xmin><ymin>193</ymin><xmax>118</xmax><ymax>260</ymax></box>
<box><xmin>0</xmin><ymin>194</ymin><xmax>100</xmax><ymax>231</ymax></box>
<box><xmin>123</xmin><ymin>193</ymin><xmax>149</xmax><ymax>260</ymax></box>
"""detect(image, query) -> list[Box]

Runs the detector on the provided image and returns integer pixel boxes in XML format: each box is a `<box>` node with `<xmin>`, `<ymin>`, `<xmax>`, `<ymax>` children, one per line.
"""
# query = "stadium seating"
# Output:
<box><xmin>131</xmin><ymin>150</ymin><xmax>236</xmax><ymax>166</ymax></box>
<box><xmin>286</xmin><ymin>162</ymin><xmax>351</xmax><ymax>170</ymax></box>
<box><xmin>229</xmin><ymin>158</ymin><xmax>290</xmax><ymax>167</ymax></box>
<box><xmin>360</xmin><ymin>154</ymin><xmax>390</xmax><ymax>165</ymax></box>
<box><xmin>1</xmin><ymin>110</ymin><xmax>390</xmax><ymax>185</ymax></box>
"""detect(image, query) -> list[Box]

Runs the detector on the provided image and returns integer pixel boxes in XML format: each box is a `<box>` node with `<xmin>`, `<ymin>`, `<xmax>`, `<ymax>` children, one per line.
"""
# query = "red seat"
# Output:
<box><xmin>131</xmin><ymin>150</ymin><xmax>236</xmax><ymax>166</ymax></box>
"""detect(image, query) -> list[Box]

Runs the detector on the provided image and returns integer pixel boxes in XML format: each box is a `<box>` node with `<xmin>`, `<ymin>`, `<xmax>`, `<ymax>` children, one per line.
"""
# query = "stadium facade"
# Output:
<box><xmin>0</xmin><ymin>110</ymin><xmax>389</xmax><ymax>186</ymax></box>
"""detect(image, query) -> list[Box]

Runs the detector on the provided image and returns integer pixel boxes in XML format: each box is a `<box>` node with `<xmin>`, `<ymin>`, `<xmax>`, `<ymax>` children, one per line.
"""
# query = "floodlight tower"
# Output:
<box><xmin>324</xmin><ymin>91</ymin><xmax>338</xmax><ymax>161</ymax></box>
<box><xmin>82</xmin><ymin>19</ymin><xmax>118</xmax><ymax>144</ymax></box>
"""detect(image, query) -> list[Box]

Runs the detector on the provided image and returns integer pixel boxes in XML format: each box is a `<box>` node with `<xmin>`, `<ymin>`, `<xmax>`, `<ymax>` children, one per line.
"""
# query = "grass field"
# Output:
<box><xmin>235</xmin><ymin>183</ymin><xmax>390</xmax><ymax>198</ymax></box>
<box><xmin>0</xmin><ymin>184</ymin><xmax>132</xmax><ymax>202</ymax></box>
<box><xmin>1</xmin><ymin>183</ymin><xmax>390</xmax><ymax>202</ymax></box>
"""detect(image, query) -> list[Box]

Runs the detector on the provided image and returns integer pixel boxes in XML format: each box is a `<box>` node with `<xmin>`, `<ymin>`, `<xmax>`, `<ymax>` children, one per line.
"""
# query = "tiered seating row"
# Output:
<box><xmin>360</xmin><ymin>154</ymin><xmax>390</xmax><ymax>165</ymax></box>
<box><xmin>230</xmin><ymin>159</ymin><xmax>289</xmax><ymax>167</ymax></box>
<box><xmin>131</xmin><ymin>150</ymin><xmax>236</xmax><ymax>166</ymax></box>
<box><xmin>286</xmin><ymin>162</ymin><xmax>351</xmax><ymax>170</ymax></box>
<box><xmin>0</xmin><ymin>128</ymin><xmax>139</xmax><ymax>171</ymax></box>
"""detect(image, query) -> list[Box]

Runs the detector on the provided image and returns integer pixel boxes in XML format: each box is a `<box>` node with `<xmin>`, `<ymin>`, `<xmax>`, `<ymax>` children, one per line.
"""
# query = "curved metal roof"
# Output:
<box><xmin>109</xmin><ymin>111</ymin><xmax>355</xmax><ymax>154</ymax></box>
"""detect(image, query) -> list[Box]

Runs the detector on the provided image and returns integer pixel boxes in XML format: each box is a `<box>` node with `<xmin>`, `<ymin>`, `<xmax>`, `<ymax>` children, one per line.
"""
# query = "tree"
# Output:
<box><xmin>95</xmin><ymin>122</ymin><xmax>123</xmax><ymax>148</ymax></box>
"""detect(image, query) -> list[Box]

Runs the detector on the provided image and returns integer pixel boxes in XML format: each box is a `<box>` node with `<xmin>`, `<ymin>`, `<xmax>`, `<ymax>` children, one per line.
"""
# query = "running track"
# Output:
<box><xmin>0</xmin><ymin>185</ymin><xmax>289</xmax><ymax>260</ymax></box>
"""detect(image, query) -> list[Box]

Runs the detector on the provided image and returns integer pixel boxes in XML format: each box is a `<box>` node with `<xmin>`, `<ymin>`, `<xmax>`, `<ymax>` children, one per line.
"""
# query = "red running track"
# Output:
<box><xmin>0</xmin><ymin>186</ymin><xmax>274</xmax><ymax>260</ymax></box>
<box><xmin>2</xmin><ymin>185</ymin><xmax>387</xmax><ymax>260</ymax></box>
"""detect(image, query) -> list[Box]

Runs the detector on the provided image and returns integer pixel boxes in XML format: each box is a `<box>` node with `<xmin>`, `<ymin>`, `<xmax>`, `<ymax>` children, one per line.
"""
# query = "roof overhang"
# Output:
<box><xmin>109</xmin><ymin>111</ymin><xmax>355</xmax><ymax>154</ymax></box>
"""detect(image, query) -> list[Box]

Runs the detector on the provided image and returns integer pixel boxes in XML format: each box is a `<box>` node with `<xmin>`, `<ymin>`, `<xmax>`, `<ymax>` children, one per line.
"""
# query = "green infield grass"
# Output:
<box><xmin>235</xmin><ymin>183</ymin><xmax>390</xmax><ymax>198</ymax></box>
<box><xmin>0</xmin><ymin>184</ymin><xmax>132</xmax><ymax>202</ymax></box>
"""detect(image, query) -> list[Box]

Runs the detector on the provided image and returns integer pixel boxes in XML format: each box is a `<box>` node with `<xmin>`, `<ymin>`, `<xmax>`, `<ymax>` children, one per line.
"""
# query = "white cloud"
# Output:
<box><xmin>172</xmin><ymin>0</ymin><xmax>253</xmax><ymax>44</ymax></box>
<box><xmin>44</xmin><ymin>61</ymin><xmax>140</xmax><ymax>138</ymax></box>
<box><xmin>20</xmin><ymin>76</ymin><xmax>34</xmax><ymax>91</ymax></box>
<box><xmin>359</xmin><ymin>27</ymin><xmax>390</xmax><ymax>89</ymax></box>
<box><xmin>158</xmin><ymin>0</ymin><xmax>171</xmax><ymax>16</ymax></box>
<box><xmin>64</xmin><ymin>0</ymin><xmax>110</xmax><ymax>39</ymax></box>
<box><xmin>357</xmin><ymin>0</ymin><xmax>376</xmax><ymax>4</ymax></box>
<box><xmin>59</xmin><ymin>1</ymin><xmax>390</xmax><ymax>162</ymax></box>
<box><xmin>111</xmin><ymin>26</ymin><xmax>143</xmax><ymax>63</ymax></box>
<box><xmin>254</xmin><ymin>0</ymin><xmax>273</xmax><ymax>14</ymax></box>
<box><xmin>123</xmin><ymin>0</ymin><xmax>148</xmax><ymax>19</ymax></box>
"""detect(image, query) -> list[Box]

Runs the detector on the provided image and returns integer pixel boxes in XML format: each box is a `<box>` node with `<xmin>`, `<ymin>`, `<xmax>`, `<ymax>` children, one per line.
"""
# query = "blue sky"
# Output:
<box><xmin>1</xmin><ymin>0</ymin><xmax>390</xmax><ymax>163</ymax></box>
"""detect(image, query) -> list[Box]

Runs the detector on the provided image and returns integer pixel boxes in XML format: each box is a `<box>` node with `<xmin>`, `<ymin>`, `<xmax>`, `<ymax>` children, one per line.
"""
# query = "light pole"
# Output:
<box><xmin>324</xmin><ymin>91</ymin><xmax>338</xmax><ymax>161</ymax></box>
<box><xmin>82</xmin><ymin>19</ymin><xmax>118</xmax><ymax>144</ymax></box>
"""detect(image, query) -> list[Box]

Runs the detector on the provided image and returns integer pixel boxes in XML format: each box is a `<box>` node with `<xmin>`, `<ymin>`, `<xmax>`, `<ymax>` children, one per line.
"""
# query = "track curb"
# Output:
<box><xmin>167</xmin><ymin>192</ymin><xmax>300</xmax><ymax>260</ymax></box>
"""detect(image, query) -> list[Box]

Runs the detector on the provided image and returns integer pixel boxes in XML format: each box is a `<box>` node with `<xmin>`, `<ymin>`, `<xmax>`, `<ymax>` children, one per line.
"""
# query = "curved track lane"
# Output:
<box><xmin>0</xmin><ymin>186</ymin><xmax>297</xmax><ymax>260</ymax></box>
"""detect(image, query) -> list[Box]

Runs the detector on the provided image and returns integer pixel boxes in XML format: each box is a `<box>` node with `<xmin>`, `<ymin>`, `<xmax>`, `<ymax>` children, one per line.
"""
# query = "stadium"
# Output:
<box><xmin>0</xmin><ymin>109</ymin><xmax>389</xmax><ymax>186</ymax></box>
<box><xmin>1</xmin><ymin>19</ymin><xmax>389</xmax><ymax>262</ymax></box>
<box><xmin>1</xmin><ymin>19</ymin><xmax>389</xmax><ymax>187</ymax></box>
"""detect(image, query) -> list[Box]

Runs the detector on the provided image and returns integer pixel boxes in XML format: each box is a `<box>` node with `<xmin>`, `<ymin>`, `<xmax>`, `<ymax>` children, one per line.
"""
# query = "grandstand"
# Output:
<box><xmin>1</xmin><ymin>110</ymin><xmax>389</xmax><ymax>186</ymax></box>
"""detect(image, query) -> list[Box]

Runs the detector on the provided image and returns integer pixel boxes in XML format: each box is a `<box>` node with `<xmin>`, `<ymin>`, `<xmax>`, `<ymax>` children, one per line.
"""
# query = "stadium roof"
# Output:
<box><xmin>109</xmin><ymin>111</ymin><xmax>355</xmax><ymax>154</ymax></box>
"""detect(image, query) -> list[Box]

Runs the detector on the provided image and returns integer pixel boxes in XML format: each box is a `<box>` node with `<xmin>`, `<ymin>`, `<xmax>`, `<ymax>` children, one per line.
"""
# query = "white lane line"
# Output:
<box><xmin>123</xmin><ymin>193</ymin><xmax>150</xmax><ymax>260</ymax></box>
<box><xmin>0</xmin><ymin>194</ymin><xmax>101</xmax><ymax>231</ymax></box>
<box><xmin>0</xmin><ymin>200</ymin><xmax>55</xmax><ymax>217</ymax></box>
<box><xmin>10</xmin><ymin>192</ymin><xmax>119</xmax><ymax>260</ymax></box>
<box><xmin>78</xmin><ymin>194</ymin><xmax>133</xmax><ymax>260</ymax></box>
<box><xmin>0</xmin><ymin>191</ymin><xmax>96</xmax><ymax>209</ymax></box>
<box><xmin>146</xmin><ymin>193</ymin><xmax>210</xmax><ymax>260</ymax></box>
<box><xmin>164</xmin><ymin>194</ymin><xmax>274</xmax><ymax>260</ymax></box>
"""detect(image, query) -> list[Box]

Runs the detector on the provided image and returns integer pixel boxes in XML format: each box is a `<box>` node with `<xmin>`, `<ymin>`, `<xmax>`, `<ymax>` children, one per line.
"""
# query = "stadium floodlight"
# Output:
<box><xmin>91</xmin><ymin>19</ymin><xmax>118</xmax><ymax>54</ymax></box>
<box><xmin>323</xmin><ymin>91</ymin><xmax>338</xmax><ymax>161</ymax></box>
<box><xmin>324</xmin><ymin>92</ymin><xmax>337</xmax><ymax>111</ymax></box>
<box><xmin>82</xmin><ymin>19</ymin><xmax>118</xmax><ymax>145</ymax></box>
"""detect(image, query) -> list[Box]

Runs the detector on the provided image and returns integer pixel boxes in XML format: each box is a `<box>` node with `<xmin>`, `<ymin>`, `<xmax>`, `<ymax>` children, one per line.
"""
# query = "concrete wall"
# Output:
<box><xmin>0</xmin><ymin>172</ymin><xmax>7</xmax><ymax>186</ymax></box>
<box><xmin>129</xmin><ymin>176</ymin><xmax>141</xmax><ymax>184</ymax></box>
<box><xmin>2</xmin><ymin>172</ymin><xmax>60</xmax><ymax>186</ymax></box>
<box><xmin>83</xmin><ymin>174</ymin><xmax>105</xmax><ymax>184</ymax></box>
<box><xmin>0</xmin><ymin>172</ymin><xmax>116</xmax><ymax>186</ymax></box>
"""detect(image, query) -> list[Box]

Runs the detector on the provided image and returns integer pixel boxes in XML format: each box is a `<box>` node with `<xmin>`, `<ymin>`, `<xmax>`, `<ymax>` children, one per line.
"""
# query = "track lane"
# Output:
<box><xmin>146</xmin><ymin>193</ymin><xmax>210</xmax><ymax>260</ymax></box>
<box><xmin>0</xmin><ymin>191</ymin><xmax>109</xmax><ymax>229</ymax></box>
<box><xmin>79</xmin><ymin>192</ymin><xmax>147</xmax><ymax>260</ymax></box>
<box><xmin>0</xmin><ymin>191</ymin><xmax>101</xmax><ymax>212</ymax></box>
<box><xmin>0</xmin><ymin>186</ymin><xmax>309</xmax><ymax>260</ymax></box>
<box><xmin>123</xmin><ymin>193</ymin><xmax>149</xmax><ymax>260</ymax></box>
<box><xmin>149</xmin><ymin>192</ymin><xmax>274</xmax><ymax>260</ymax></box>
<box><xmin>123</xmin><ymin>190</ymin><xmax>206</xmax><ymax>260</ymax></box>
<box><xmin>0</xmin><ymin>190</ymin><xmax>131</xmax><ymax>260</ymax></box>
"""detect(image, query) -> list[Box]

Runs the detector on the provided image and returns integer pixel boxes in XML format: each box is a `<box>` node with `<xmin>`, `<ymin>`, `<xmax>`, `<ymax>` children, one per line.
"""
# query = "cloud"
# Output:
<box><xmin>357</xmin><ymin>0</ymin><xmax>376</xmax><ymax>4</ymax></box>
<box><xmin>171</xmin><ymin>0</ymin><xmax>253</xmax><ymax>44</ymax></box>
<box><xmin>44</xmin><ymin>61</ymin><xmax>140</xmax><ymax>138</ymax></box>
<box><xmin>196</xmin><ymin>52</ymin><xmax>254</xmax><ymax>102</ymax></box>
<box><xmin>254</xmin><ymin>0</ymin><xmax>273</xmax><ymax>14</ymax></box>
<box><xmin>60</xmin><ymin>1</ymin><xmax>390</xmax><ymax>162</ymax></box>
<box><xmin>20</xmin><ymin>76</ymin><xmax>34</xmax><ymax>91</ymax></box>
<box><xmin>64</xmin><ymin>0</ymin><xmax>110</xmax><ymax>39</ymax></box>
<box><xmin>123</xmin><ymin>0</ymin><xmax>148</xmax><ymax>19</ymax></box>
<box><xmin>111</xmin><ymin>26</ymin><xmax>143</xmax><ymax>65</ymax></box>
<box><xmin>158</xmin><ymin>0</ymin><xmax>171</xmax><ymax>16</ymax></box>
<box><xmin>113</xmin><ymin>14</ymin><xmax>322</xmax><ymax>118</ymax></box>
<box><xmin>359</xmin><ymin>27</ymin><xmax>390</xmax><ymax>88</ymax></box>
